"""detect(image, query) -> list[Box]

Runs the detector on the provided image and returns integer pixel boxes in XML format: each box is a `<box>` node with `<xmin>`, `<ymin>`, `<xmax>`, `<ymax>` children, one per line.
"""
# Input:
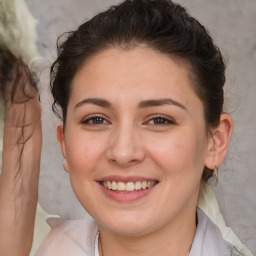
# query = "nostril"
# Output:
<box><xmin>106</xmin><ymin>149</ymin><xmax>145</xmax><ymax>167</ymax></box>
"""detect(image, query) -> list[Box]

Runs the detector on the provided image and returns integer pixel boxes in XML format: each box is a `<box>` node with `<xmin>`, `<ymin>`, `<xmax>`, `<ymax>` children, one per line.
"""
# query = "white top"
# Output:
<box><xmin>35</xmin><ymin>208</ymin><xmax>243</xmax><ymax>256</ymax></box>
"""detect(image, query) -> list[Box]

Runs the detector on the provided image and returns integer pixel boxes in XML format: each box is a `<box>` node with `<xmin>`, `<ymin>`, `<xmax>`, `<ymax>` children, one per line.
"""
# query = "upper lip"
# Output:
<box><xmin>97</xmin><ymin>175</ymin><xmax>158</xmax><ymax>183</ymax></box>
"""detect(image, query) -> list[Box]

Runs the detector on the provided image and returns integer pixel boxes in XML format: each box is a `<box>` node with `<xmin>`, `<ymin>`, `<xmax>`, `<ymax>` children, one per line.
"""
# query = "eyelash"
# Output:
<box><xmin>81</xmin><ymin>115</ymin><xmax>110</xmax><ymax>125</ymax></box>
<box><xmin>144</xmin><ymin>116</ymin><xmax>175</xmax><ymax>126</ymax></box>
<box><xmin>81</xmin><ymin>115</ymin><xmax>175</xmax><ymax>126</ymax></box>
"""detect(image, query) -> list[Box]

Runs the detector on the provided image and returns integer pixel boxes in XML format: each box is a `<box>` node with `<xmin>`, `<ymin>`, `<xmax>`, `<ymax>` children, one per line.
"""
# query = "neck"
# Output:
<box><xmin>98</xmin><ymin>205</ymin><xmax>197</xmax><ymax>256</ymax></box>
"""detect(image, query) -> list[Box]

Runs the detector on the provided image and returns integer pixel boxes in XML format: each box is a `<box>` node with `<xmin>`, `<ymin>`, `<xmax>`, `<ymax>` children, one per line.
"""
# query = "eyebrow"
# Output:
<box><xmin>74</xmin><ymin>97</ymin><xmax>186</xmax><ymax>111</ymax></box>
<box><xmin>138</xmin><ymin>98</ymin><xmax>186</xmax><ymax>110</ymax></box>
<box><xmin>74</xmin><ymin>98</ymin><xmax>112</xmax><ymax>110</ymax></box>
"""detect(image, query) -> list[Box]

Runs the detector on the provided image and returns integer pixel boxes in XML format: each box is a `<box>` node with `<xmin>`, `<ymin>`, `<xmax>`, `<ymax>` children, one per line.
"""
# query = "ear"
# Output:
<box><xmin>57</xmin><ymin>125</ymin><xmax>70</xmax><ymax>173</ymax></box>
<box><xmin>204</xmin><ymin>113</ymin><xmax>233</xmax><ymax>169</ymax></box>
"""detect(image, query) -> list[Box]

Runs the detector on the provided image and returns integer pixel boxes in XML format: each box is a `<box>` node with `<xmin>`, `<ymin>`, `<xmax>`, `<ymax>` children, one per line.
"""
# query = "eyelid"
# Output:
<box><xmin>81</xmin><ymin>114</ymin><xmax>111</xmax><ymax>125</ymax></box>
<box><xmin>143</xmin><ymin>114</ymin><xmax>176</xmax><ymax>125</ymax></box>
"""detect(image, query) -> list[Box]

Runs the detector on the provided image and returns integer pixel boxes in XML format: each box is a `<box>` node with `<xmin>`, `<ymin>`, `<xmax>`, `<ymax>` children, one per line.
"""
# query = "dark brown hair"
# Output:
<box><xmin>50</xmin><ymin>0</ymin><xmax>226</xmax><ymax>180</ymax></box>
<box><xmin>0</xmin><ymin>48</ymin><xmax>38</xmax><ymax>177</ymax></box>
<box><xmin>0</xmin><ymin>48</ymin><xmax>37</xmax><ymax>103</ymax></box>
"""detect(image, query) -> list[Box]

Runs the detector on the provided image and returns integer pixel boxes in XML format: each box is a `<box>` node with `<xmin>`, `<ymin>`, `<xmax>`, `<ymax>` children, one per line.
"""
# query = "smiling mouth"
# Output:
<box><xmin>100</xmin><ymin>180</ymin><xmax>158</xmax><ymax>192</ymax></box>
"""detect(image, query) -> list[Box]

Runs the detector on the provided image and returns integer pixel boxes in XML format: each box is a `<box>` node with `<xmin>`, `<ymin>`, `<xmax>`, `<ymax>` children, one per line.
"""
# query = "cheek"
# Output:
<box><xmin>145</xmin><ymin>128</ymin><xmax>208</xmax><ymax>178</ymax></box>
<box><xmin>65</xmin><ymin>132</ymin><xmax>106</xmax><ymax>176</ymax></box>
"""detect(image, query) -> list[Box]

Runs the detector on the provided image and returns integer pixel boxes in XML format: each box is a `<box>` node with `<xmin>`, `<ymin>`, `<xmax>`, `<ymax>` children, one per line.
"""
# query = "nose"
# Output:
<box><xmin>106</xmin><ymin>124</ymin><xmax>145</xmax><ymax>168</ymax></box>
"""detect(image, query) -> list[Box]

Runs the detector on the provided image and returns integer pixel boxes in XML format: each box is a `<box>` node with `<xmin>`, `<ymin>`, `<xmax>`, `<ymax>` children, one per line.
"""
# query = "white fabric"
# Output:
<box><xmin>198</xmin><ymin>182</ymin><xmax>253</xmax><ymax>256</ymax></box>
<box><xmin>35</xmin><ymin>217</ymin><xmax>98</xmax><ymax>256</ymax></box>
<box><xmin>35</xmin><ymin>208</ymin><xmax>242</xmax><ymax>256</ymax></box>
<box><xmin>190</xmin><ymin>209</ymin><xmax>242</xmax><ymax>256</ymax></box>
<box><xmin>0</xmin><ymin>0</ymin><xmax>39</xmax><ymax>71</ymax></box>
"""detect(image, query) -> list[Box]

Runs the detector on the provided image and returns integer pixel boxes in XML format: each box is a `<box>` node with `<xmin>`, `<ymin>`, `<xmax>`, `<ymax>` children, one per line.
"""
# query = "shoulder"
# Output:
<box><xmin>35</xmin><ymin>217</ymin><xmax>98</xmax><ymax>256</ymax></box>
<box><xmin>190</xmin><ymin>208</ymin><xmax>244</xmax><ymax>256</ymax></box>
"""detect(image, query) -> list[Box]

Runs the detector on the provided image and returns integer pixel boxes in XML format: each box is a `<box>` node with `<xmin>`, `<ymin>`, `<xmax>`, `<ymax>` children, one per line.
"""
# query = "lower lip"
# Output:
<box><xmin>98</xmin><ymin>183</ymin><xmax>156</xmax><ymax>202</ymax></box>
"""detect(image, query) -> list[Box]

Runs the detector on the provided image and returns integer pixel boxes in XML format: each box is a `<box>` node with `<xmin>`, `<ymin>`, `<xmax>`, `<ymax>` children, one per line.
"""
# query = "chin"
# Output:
<box><xmin>95</xmin><ymin>211</ymin><xmax>157</xmax><ymax>236</ymax></box>
<box><xmin>101</xmin><ymin>223</ymin><xmax>152</xmax><ymax>237</ymax></box>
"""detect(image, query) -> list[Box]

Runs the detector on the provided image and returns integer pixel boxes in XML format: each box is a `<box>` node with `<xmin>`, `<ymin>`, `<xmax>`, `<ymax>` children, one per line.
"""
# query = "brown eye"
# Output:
<box><xmin>91</xmin><ymin>117</ymin><xmax>105</xmax><ymax>124</ymax></box>
<box><xmin>148</xmin><ymin>117</ymin><xmax>174</xmax><ymax>125</ymax></box>
<box><xmin>82</xmin><ymin>116</ymin><xmax>109</xmax><ymax>125</ymax></box>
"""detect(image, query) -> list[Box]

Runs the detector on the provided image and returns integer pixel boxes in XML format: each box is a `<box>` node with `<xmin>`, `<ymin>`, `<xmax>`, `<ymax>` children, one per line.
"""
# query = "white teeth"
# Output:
<box><xmin>142</xmin><ymin>181</ymin><xmax>147</xmax><ymax>189</ymax></box>
<box><xmin>102</xmin><ymin>180</ymin><xmax>157</xmax><ymax>192</ymax></box>
<box><xmin>147</xmin><ymin>181</ymin><xmax>154</xmax><ymax>188</ymax></box>
<box><xmin>117</xmin><ymin>181</ymin><xmax>126</xmax><ymax>191</ymax></box>
<box><xmin>126</xmin><ymin>182</ymin><xmax>135</xmax><ymax>191</ymax></box>
<box><xmin>135</xmin><ymin>181</ymin><xmax>142</xmax><ymax>190</ymax></box>
<box><xmin>107</xmin><ymin>181</ymin><xmax>112</xmax><ymax>190</ymax></box>
<box><xmin>111</xmin><ymin>181</ymin><xmax>118</xmax><ymax>191</ymax></box>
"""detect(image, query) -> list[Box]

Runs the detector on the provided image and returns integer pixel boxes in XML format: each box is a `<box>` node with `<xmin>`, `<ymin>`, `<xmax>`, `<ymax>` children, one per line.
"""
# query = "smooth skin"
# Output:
<box><xmin>57</xmin><ymin>46</ymin><xmax>232</xmax><ymax>256</ymax></box>
<box><xmin>0</xmin><ymin>68</ymin><xmax>42</xmax><ymax>256</ymax></box>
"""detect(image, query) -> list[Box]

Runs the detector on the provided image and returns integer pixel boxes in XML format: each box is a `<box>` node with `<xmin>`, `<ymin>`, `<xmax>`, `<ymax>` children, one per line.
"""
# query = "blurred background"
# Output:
<box><xmin>22</xmin><ymin>0</ymin><xmax>256</xmax><ymax>255</ymax></box>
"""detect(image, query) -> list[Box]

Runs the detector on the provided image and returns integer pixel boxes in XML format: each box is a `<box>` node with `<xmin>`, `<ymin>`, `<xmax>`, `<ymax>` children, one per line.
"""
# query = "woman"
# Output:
<box><xmin>0</xmin><ymin>0</ymin><xmax>41</xmax><ymax>255</ymax></box>
<box><xmin>37</xmin><ymin>0</ymin><xmax>250</xmax><ymax>255</ymax></box>
<box><xmin>0</xmin><ymin>51</ymin><xmax>41</xmax><ymax>256</ymax></box>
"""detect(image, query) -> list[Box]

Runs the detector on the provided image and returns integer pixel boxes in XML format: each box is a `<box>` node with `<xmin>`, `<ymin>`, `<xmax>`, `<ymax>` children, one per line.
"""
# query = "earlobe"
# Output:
<box><xmin>57</xmin><ymin>125</ymin><xmax>70</xmax><ymax>173</ymax></box>
<box><xmin>63</xmin><ymin>158</ymin><xmax>69</xmax><ymax>173</ymax></box>
<box><xmin>204</xmin><ymin>113</ymin><xmax>233</xmax><ymax>169</ymax></box>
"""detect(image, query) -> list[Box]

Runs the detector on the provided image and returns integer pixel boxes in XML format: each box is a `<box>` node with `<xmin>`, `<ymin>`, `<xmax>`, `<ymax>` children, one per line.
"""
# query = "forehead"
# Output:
<box><xmin>70</xmin><ymin>46</ymin><xmax>201</xmax><ymax>109</ymax></box>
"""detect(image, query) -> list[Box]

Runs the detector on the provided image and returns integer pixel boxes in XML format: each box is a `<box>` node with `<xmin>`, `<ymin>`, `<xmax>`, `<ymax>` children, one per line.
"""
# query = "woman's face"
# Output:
<box><xmin>58</xmin><ymin>47</ymin><xmax>213</xmax><ymax>236</ymax></box>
